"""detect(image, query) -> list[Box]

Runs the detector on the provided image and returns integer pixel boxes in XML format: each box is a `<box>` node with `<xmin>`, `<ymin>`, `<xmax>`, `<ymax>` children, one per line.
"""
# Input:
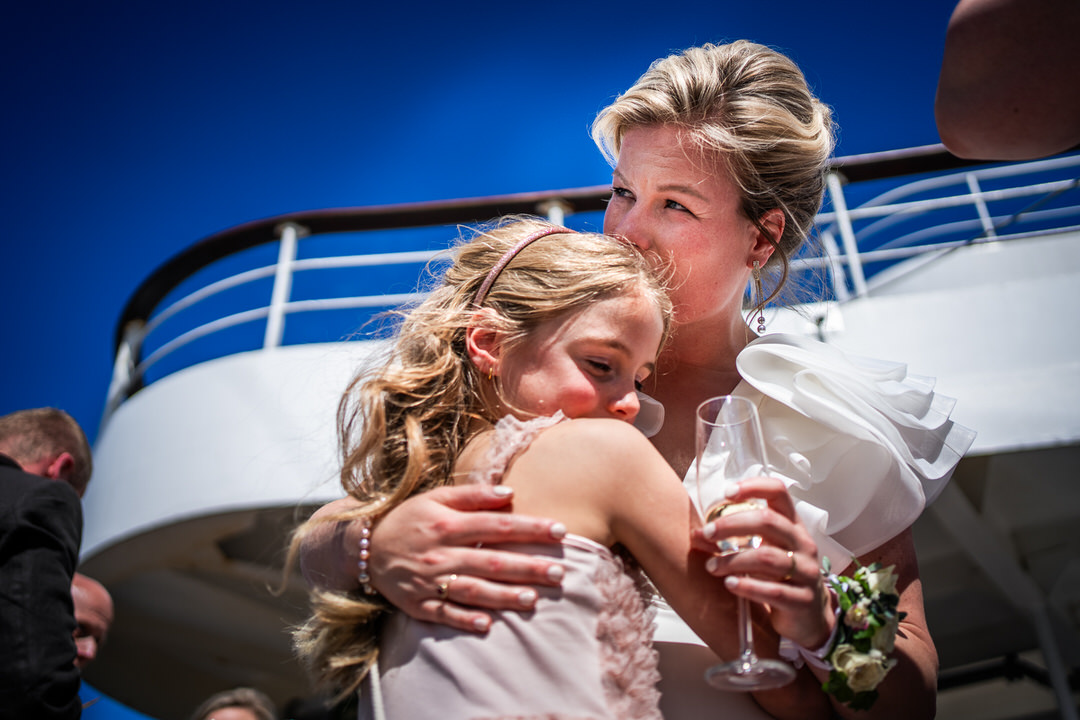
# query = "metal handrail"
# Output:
<box><xmin>114</xmin><ymin>144</ymin><xmax>988</xmax><ymax>351</ymax></box>
<box><xmin>113</xmin><ymin>186</ymin><xmax>613</xmax><ymax>350</ymax></box>
<box><xmin>103</xmin><ymin>145</ymin><xmax>1080</xmax><ymax>418</ymax></box>
<box><xmin>819</xmin><ymin>153</ymin><xmax>1080</xmax><ymax>298</ymax></box>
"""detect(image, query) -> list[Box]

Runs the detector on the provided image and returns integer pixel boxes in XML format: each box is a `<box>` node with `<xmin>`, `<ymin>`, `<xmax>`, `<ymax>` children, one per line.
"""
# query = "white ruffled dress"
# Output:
<box><xmin>653</xmin><ymin>333</ymin><xmax>976</xmax><ymax>719</ymax></box>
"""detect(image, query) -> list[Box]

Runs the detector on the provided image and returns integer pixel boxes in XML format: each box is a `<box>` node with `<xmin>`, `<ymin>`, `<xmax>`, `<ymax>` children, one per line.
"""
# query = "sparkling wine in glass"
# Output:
<box><xmin>695</xmin><ymin>395</ymin><xmax>795</xmax><ymax>691</ymax></box>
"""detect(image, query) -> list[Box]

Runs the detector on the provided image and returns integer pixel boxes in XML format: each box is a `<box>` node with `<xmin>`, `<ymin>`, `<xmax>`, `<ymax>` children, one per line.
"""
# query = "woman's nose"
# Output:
<box><xmin>604</xmin><ymin>205</ymin><xmax>650</xmax><ymax>251</ymax></box>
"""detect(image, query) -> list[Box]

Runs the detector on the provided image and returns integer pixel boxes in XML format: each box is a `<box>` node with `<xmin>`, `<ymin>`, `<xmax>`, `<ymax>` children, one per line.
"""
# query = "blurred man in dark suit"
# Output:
<box><xmin>0</xmin><ymin>408</ymin><xmax>93</xmax><ymax>719</ymax></box>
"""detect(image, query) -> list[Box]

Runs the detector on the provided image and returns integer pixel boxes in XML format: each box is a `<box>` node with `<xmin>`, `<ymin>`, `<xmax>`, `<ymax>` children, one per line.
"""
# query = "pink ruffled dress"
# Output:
<box><xmin>359</xmin><ymin>413</ymin><xmax>662</xmax><ymax>720</ymax></box>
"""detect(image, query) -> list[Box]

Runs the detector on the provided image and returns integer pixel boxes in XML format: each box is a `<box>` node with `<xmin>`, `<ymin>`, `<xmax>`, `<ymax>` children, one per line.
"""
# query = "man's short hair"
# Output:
<box><xmin>190</xmin><ymin>687</ymin><xmax>277</xmax><ymax>720</ymax></box>
<box><xmin>0</xmin><ymin>408</ymin><xmax>92</xmax><ymax>494</ymax></box>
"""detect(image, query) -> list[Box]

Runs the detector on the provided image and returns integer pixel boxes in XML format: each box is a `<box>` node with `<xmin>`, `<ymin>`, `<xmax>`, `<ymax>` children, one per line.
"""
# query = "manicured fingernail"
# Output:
<box><xmin>492</xmin><ymin>485</ymin><xmax>513</xmax><ymax>497</ymax></box>
<box><xmin>518</xmin><ymin>589</ymin><xmax>538</xmax><ymax>606</ymax></box>
<box><xmin>549</xmin><ymin>522</ymin><xmax>567</xmax><ymax>539</ymax></box>
<box><xmin>473</xmin><ymin>616</ymin><xmax>491</xmax><ymax>632</ymax></box>
<box><xmin>724</xmin><ymin>575</ymin><xmax>740</xmax><ymax>590</ymax></box>
<box><xmin>724</xmin><ymin>484</ymin><xmax>739</xmax><ymax>499</ymax></box>
<box><xmin>546</xmin><ymin>564</ymin><xmax>565</xmax><ymax>583</ymax></box>
<box><xmin>702</xmin><ymin>522</ymin><xmax>716</xmax><ymax>540</ymax></box>
<box><xmin>706</xmin><ymin>556</ymin><xmax>720</xmax><ymax>574</ymax></box>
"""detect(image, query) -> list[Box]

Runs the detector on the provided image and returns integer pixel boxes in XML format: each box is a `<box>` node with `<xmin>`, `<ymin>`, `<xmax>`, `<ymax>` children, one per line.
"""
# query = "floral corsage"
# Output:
<box><xmin>819</xmin><ymin>558</ymin><xmax>906</xmax><ymax>711</ymax></box>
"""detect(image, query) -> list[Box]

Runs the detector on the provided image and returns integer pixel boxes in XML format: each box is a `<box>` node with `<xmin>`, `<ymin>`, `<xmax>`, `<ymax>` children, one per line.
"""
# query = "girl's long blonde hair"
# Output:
<box><xmin>288</xmin><ymin>216</ymin><xmax>672</xmax><ymax>698</ymax></box>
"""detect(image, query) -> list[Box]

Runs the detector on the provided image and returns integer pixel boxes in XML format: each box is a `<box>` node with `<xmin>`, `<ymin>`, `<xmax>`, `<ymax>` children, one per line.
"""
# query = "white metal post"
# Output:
<box><xmin>264</xmin><ymin>223</ymin><xmax>301</xmax><ymax>349</ymax></box>
<box><xmin>966</xmin><ymin>173</ymin><xmax>998</xmax><ymax>239</ymax></box>
<box><xmin>819</xmin><ymin>229</ymin><xmax>852</xmax><ymax>303</ymax></box>
<box><xmin>101</xmin><ymin>320</ymin><xmax>146</xmax><ymax>426</ymax></box>
<box><xmin>538</xmin><ymin>199</ymin><xmax>571</xmax><ymax>226</ymax></box>
<box><xmin>826</xmin><ymin>172</ymin><xmax>870</xmax><ymax>298</ymax></box>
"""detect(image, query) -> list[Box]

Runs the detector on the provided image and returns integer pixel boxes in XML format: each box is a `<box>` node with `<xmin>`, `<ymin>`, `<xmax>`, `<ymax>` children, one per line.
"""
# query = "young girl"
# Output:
<box><xmin>290</xmin><ymin>217</ymin><xmax>830</xmax><ymax>720</ymax></box>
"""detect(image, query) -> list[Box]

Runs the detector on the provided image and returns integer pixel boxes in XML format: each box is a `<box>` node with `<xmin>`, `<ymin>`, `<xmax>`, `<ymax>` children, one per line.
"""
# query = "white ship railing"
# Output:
<box><xmin>103</xmin><ymin>146</ymin><xmax>1080</xmax><ymax>423</ymax></box>
<box><xmin>813</xmin><ymin>152</ymin><xmax>1080</xmax><ymax>298</ymax></box>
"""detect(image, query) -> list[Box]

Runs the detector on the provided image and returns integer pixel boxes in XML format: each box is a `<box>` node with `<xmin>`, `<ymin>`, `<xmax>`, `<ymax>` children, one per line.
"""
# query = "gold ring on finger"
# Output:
<box><xmin>437</xmin><ymin>574</ymin><xmax>457</xmax><ymax>601</ymax></box>
<box><xmin>781</xmin><ymin>551</ymin><xmax>796</xmax><ymax>582</ymax></box>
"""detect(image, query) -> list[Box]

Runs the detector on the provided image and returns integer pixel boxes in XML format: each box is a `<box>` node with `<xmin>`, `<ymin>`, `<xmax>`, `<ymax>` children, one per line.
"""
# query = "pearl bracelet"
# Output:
<box><xmin>357</xmin><ymin>516</ymin><xmax>376</xmax><ymax>595</ymax></box>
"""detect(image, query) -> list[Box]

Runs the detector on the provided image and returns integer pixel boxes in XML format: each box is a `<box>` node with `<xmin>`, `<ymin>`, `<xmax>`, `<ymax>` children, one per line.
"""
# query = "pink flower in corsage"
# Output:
<box><xmin>844</xmin><ymin>599</ymin><xmax>872</xmax><ymax>631</ymax></box>
<box><xmin>820</xmin><ymin>558</ymin><xmax>906</xmax><ymax>711</ymax></box>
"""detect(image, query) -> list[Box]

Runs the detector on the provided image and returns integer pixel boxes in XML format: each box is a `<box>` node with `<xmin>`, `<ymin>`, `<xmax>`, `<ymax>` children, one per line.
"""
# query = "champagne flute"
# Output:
<box><xmin>695</xmin><ymin>395</ymin><xmax>795</xmax><ymax>691</ymax></box>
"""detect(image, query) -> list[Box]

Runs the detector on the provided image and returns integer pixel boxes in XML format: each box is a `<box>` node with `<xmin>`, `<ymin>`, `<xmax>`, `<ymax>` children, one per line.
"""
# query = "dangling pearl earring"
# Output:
<box><xmin>752</xmin><ymin>261</ymin><xmax>766</xmax><ymax>334</ymax></box>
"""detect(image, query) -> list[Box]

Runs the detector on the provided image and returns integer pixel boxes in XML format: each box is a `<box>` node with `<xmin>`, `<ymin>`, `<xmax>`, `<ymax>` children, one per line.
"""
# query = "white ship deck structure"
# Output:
<box><xmin>80</xmin><ymin>145</ymin><xmax>1080</xmax><ymax>719</ymax></box>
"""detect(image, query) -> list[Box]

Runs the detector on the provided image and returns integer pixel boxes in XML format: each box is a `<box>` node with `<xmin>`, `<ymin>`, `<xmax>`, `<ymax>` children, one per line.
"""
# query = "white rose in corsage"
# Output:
<box><xmin>831</xmin><ymin>645</ymin><xmax>890</xmax><ymax>693</ymax></box>
<box><xmin>820</xmin><ymin>558</ymin><xmax>906</xmax><ymax>711</ymax></box>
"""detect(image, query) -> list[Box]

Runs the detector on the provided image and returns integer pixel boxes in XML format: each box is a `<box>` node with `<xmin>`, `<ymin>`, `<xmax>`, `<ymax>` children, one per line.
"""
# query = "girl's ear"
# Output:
<box><xmin>749</xmin><ymin>208</ymin><xmax>784</xmax><ymax>268</ymax></box>
<box><xmin>465</xmin><ymin>309</ymin><xmax>502</xmax><ymax>375</ymax></box>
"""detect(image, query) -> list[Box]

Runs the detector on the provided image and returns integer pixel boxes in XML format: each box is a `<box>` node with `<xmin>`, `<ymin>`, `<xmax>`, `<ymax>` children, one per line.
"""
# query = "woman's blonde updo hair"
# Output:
<box><xmin>592</xmin><ymin>40</ymin><xmax>835</xmax><ymax>297</ymax></box>
<box><xmin>287</xmin><ymin>215</ymin><xmax>671</xmax><ymax>698</ymax></box>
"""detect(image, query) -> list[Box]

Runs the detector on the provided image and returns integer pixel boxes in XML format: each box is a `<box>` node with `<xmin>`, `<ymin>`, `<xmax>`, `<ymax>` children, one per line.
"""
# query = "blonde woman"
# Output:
<box><xmin>302</xmin><ymin>43</ymin><xmax>974</xmax><ymax>720</ymax></box>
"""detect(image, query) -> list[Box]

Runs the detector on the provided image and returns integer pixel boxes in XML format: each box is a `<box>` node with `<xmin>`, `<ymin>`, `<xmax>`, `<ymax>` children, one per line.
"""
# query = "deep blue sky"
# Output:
<box><xmin>2</xmin><ymin>2</ymin><xmax>955</xmax><ymax>717</ymax></box>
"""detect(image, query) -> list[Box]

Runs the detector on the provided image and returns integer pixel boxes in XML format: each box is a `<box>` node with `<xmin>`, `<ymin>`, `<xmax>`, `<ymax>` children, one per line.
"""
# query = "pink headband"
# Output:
<box><xmin>472</xmin><ymin>226</ymin><xmax>571</xmax><ymax>307</ymax></box>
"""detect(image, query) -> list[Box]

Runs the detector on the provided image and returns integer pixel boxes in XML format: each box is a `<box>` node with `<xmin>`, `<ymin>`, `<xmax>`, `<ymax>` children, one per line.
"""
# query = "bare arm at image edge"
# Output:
<box><xmin>936</xmin><ymin>0</ymin><xmax>1080</xmax><ymax>160</ymax></box>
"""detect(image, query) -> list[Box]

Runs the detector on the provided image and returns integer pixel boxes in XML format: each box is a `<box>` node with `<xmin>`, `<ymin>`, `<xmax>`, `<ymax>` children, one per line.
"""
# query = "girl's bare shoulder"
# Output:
<box><xmin>537</xmin><ymin>417</ymin><xmax>657</xmax><ymax>450</ymax></box>
<box><xmin>506</xmin><ymin>418</ymin><xmax>680</xmax><ymax>541</ymax></box>
<box><xmin>520</xmin><ymin>418</ymin><xmax>670</xmax><ymax>479</ymax></box>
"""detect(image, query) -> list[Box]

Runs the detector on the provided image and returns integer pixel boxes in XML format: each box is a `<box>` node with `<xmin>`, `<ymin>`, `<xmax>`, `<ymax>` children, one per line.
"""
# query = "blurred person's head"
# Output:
<box><xmin>190</xmin><ymin>687</ymin><xmax>277</xmax><ymax>720</ymax></box>
<box><xmin>71</xmin><ymin>573</ymin><xmax>113</xmax><ymax>669</ymax></box>
<box><xmin>0</xmin><ymin>407</ymin><xmax>92</xmax><ymax>496</ymax></box>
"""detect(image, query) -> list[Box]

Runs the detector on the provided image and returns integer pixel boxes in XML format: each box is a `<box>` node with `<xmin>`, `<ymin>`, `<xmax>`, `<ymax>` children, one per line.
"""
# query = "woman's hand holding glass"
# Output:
<box><xmin>693</xmin><ymin>395</ymin><xmax>796</xmax><ymax>689</ymax></box>
<box><xmin>692</xmin><ymin>476</ymin><xmax>835</xmax><ymax>653</ymax></box>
